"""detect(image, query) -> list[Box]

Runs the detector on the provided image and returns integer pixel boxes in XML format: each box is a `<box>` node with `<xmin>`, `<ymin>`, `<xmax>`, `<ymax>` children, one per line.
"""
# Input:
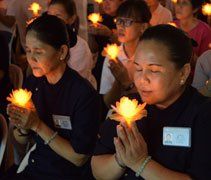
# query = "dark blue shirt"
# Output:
<box><xmin>22</xmin><ymin>66</ymin><xmax>100</xmax><ymax>180</ymax></box>
<box><xmin>94</xmin><ymin>86</ymin><xmax>211</xmax><ymax>180</ymax></box>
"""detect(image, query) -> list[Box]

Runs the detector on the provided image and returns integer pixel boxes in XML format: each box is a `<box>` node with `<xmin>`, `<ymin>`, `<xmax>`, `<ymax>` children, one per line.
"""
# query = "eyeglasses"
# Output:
<box><xmin>115</xmin><ymin>17</ymin><xmax>142</xmax><ymax>27</ymax></box>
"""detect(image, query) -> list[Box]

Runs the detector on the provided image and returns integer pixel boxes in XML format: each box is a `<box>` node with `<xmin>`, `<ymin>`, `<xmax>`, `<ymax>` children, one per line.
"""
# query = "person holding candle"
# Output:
<box><xmin>173</xmin><ymin>0</ymin><xmax>211</xmax><ymax>61</ymax></box>
<box><xmin>89</xmin><ymin>0</ymin><xmax>125</xmax><ymax>91</ymax></box>
<box><xmin>91</xmin><ymin>24</ymin><xmax>211</xmax><ymax>180</ymax></box>
<box><xmin>100</xmin><ymin>0</ymin><xmax>151</xmax><ymax>108</ymax></box>
<box><xmin>5</xmin><ymin>15</ymin><xmax>100</xmax><ymax>180</ymax></box>
<box><xmin>48</xmin><ymin>0</ymin><xmax>97</xmax><ymax>89</ymax></box>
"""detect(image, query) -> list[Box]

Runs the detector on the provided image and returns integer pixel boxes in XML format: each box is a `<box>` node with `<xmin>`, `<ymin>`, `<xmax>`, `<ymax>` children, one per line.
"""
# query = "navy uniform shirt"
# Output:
<box><xmin>94</xmin><ymin>86</ymin><xmax>211</xmax><ymax>180</ymax></box>
<box><xmin>22</xmin><ymin>66</ymin><xmax>100</xmax><ymax>180</ymax></box>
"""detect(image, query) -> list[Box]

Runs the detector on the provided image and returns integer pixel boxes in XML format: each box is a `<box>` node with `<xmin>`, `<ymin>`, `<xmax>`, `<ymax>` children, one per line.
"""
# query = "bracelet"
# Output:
<box><xmin>44</xmin><ymin>131</ymin><xmax>58</xmax><ymax>145</ymax></box>
<box><xmin>114</xmin><ymin>154</ymin><xmax>126</xmax><ymax>169</ymax></box>
<box><xmin>17</xmin><ymin>128</ymin><xmax>31</xmax><ymax>136</ymax></box>
<box><xmin>135</xmin><ymin>156</ymin><xmax>151</xmax><ymax>177</ymax></box>
<box><xmin>125</xmin><ymin>82</ymin><xmax>135</xmax><ymax>91</ymax></box>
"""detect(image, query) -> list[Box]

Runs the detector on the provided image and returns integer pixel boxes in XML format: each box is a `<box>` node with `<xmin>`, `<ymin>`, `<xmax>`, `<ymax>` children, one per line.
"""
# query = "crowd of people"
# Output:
<box><xmin>0</xmin><ymin>0</ymin><xmax>211</xmax><ymax>179</ymax></box>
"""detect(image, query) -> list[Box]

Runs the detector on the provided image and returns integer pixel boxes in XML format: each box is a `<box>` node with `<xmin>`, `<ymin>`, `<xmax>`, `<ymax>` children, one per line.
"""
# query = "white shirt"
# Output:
<box><xmin>68</xmin><ymin>36</ymin><xmax>97</xmax><ymax>89</ymax></box>
<box><xmin>7</xmin><ymin>0</ymin><xmax>48</xmax><ymax>49</ymax></box>
<box><xmin>150</xmin><ymin>3</ymin><xmax>173</xmax><ymax>26</ymax></box>
<box><xmin>99</xmin><ymin>43</ymin><xmax>135</xmax><ymax>94</ymax></box>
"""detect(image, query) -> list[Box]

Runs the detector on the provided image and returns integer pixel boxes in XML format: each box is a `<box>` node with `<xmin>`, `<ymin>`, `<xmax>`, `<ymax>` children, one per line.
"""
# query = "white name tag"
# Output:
<box><xmin>52</xmin><ymin>115</ymin><xmax>72</xmax><ymax>130</ymax></box>
<box><xmin>163</xmin><ymin>127</ymin><xmax>191</xmax><ymax>147</ymax></box>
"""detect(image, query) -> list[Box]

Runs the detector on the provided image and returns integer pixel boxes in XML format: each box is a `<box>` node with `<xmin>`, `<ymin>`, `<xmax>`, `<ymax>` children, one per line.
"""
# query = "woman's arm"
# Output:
<box><xmin>35</xmin><ymin>120</ymin><xmax>90</xmax><ymax>167</ymax></box>
<box><xmin>91</xmin><ymin>154</ymin><xmax>125</xmax><ymax>180</ymax></box>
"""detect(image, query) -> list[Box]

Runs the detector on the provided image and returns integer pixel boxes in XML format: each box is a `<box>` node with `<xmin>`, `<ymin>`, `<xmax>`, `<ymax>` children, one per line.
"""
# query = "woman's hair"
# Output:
<box><xmin>140</xmin><ymin>24</ymin><xmax>193</xmax><ymax>69</ymax></box>
<box><xmin>189</xmin><ymin>0</ymin><xmax>204</xmax><ymax>10</ymax></box>
<box><xmin>49</xmin><ymin>0</ymin><xmax>77</xmax><ymax>17</ymax></box>
<box><xmin>26</xmin><ymin>15</ymin><xmax>70</xmax><ymax>50</ymax></box>
<box><xmin>116</xmin><ymin>0</ymin><xmax>151</xmax><ymax>23</ymax></box>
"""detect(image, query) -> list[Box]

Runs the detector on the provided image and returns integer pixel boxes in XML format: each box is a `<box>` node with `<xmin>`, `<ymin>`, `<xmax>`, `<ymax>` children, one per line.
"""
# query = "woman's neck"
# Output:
<box><xmin>150</xmin><ymin>3</ymin><xmax>159</xmax><ymax>13</ymax></box>
<box><xmin>124</xmin><ymin>39</ymin><xmax>139</xmax><ymax>59</ymax></box>
<box><xmin>179</xmin><ymin>17</ymin><xmax>198</xmax><ymax>32</ymax></box>
<box><xmin>46</xmin><ymin>62</ymin><xmax>66</xmax><ymax>85</ymax></box>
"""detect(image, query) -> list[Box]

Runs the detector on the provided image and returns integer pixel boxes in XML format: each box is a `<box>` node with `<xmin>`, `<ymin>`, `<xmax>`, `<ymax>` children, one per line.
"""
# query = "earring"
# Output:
<box><xmin>60</xmin><ymin>57</ymin><xmax>63</xmax><ymax>61</ymax></box>
<box><xmin>180</xmin><ymin>79</ymin><xmax>185</xmax><ymax>85</ymax></box>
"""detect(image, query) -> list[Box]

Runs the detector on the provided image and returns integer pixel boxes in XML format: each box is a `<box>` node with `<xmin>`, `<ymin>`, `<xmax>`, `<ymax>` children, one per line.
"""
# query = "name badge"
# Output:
<box><xmin>52</xmin><ymin>115</ymin><xmax>72</xmax><ymax>130</ymax></box>
<box><xmin>163</xmin><ymin>127</ymin><xmax>191</xmax><ymax>147</ymax></box>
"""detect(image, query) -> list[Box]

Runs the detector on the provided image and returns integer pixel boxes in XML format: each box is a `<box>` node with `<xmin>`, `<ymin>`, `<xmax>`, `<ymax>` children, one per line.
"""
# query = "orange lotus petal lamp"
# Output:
<box><xmin>168</xmin><ymin>22</ymin><xmax>177</xmax><ymax>27</ymax></box>
<box><xmin>104</xmin><ymin>43</ymin><xmax>120</xmax><ymax>61</ymax></box>
<box><xmin>95</xmin><ymin>0</ymin><xmax>103</xmax><ymax>4</ymax></box>
<box><xmin>7</xmin><ymin>89</ymin><xmax>32</xmax><ymax>109</ymax></box>
<box><xmin>28</xmin><ymin>2</ymin><xmax>42</xmax><ymax>16</ymax></box>
<box><xmin>109</xmin><ymin>97</ymin><xmax>147</xmax><ymax>128</ymax></box>
<box><xmin>202</xmin><ymin>3</ymin><xmax>211</xmax><ymax>16</ymax></box>
<box><xmin>88</xmin><ymin>13</ymin><xmax>103</xmax><ymax>27</ymax></box>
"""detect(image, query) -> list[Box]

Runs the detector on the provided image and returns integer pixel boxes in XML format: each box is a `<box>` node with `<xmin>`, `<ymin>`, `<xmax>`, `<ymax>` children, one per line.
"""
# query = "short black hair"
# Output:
<box><xmin>189</xmin><ymin>0</ymin><xmax>204</xmax><ymax>10</ymax></box>
<box><xmin>49</xmin><ymin>0</ymin><xmax>77</xmax><ymax>17</ymax></box>
<box><xmin>116</xmin><ymin>0</ymin><xmax>151</xmax><ymax>23</ymax></box>
<box><xmin>139</xmin><ymin>24</ymin><xmax>192</xmax><ymax>69</ymax></box>
<box><xmin>26</xmin><ymin>15</ymin><xmax>70</xmax><ymax>50</ymax></box>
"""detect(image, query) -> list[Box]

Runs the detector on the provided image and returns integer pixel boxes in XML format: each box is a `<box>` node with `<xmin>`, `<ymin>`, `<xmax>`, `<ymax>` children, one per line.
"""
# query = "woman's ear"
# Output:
<box><xmin>59</xmin><ymin>45</ymin><xmax>69</xmax><ymax>61</ymax></box>
<box><xmin>180</xmin><ymin>63</ymin><xmax>191</xmax><ymax>84</ymax></box>
<box><xmin>140</xmin><ymin>23</ymin><xmax>149</xmax><ymax>35</ymax></box>
<box><xmin>67</xmin><ymin>15</ymin><xmax>77</xmax><ymax>26</ymax></box>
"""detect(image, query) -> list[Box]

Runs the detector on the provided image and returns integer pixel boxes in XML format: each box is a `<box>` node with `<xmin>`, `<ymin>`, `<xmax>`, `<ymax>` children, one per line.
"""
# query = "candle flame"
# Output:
<box><xmin>168</xmin><ymin>22</ymin><xmax>177</xmax><ymax>27</ymax></box>
<box><xmin>171</xmin><ymin>0</ymin><xmax>177</xmax><ymax>3</ymax></box>
<box><xmin>95</xmin><ymin>0</ymin><xmax>103</xmax><ymax>4</ymax></box>
<box><xmin>104</xmin><ymin>44</ymin><xmax>120</xmax><ymax>61</ymax></box>
<box><xmin>109</xmin><ymin>97</ymin><xmax>147</xmax><ymax>127</ymax></box>
<box><xmin>202</xmin><ymin>3</ymin><xmax>211</xmax><ymax>16</ymax></box>
<box><xmin>28</xmin><ymin>2</ymin><xmax>42</xmax><ymax>16</ymax></box>
<box><xmin>7</xmin><ymin>89</ymin><xmax>32</xmax><ymax>107</ymax></box>
<box><xmin>88</xmin><ymin>13</ymin><xmax>102</xmax><ymax>24</ymax></box>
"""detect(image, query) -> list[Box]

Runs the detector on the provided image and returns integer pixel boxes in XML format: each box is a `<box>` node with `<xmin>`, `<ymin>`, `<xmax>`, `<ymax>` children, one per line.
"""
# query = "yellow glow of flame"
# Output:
<box><xmin>172</xmin><ymin>0</ymin><xmax>177</xmax><ymax>3</ymax></box>
<box><xmin>88</xmin><ymin>13</ymin><xmax>102</xmax><ymax>24</ymax></box>
<box><xmin>168</xmin><ymin>22</ymin><xmax>177</xmax><ymax>27</ymax></box>
<box><xmin>110</xmin><ymin>97</ymin><xmax>147</xmax><ymax>127</ymax></box>
<box><xmin>202</xmin><ymin>3</ymin><xmax>211</xmax><ymax>16</ymax></box>
<box><xmin>7</xmin><ymin>89</ymin><xmax>32</xmax><ymax>107</ymax></box>
<box><xmin>104</xmin><ymin>44</ymin><xmax>120</xmax><ymax>61</ymax></box>
<box><xmin>95</xmin><ymin>0</ymin><xmax>103</xmax><ymax>4</ymax></box>
<box><xmin>28</xmin><ymin>2</ymin><xmax>42</xmax><ymax>16</ymax></box>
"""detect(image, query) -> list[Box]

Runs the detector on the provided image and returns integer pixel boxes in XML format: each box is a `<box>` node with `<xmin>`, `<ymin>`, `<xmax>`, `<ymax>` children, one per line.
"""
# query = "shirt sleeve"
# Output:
<box><xmin>94</xmin><ymin>119</ymin><xmax>118</xmax><ymax>156</ymax></box>
<box><xmin>187</xmin><ymin>99</ymin><xmax>211</xmax><ymax>180</ymax></box>
<box><xmin>99</xmin><ymin>56</ymin><xmax>115</xmax><ymax>95</ymax></box>
<box><xmin>70</xmin><ymin>84</ymin><xmax>101</xmax><ymax>155</ymax></box>
<box><xmin>192</xmin><ymin>51</ymin><xmax>211</xmax><ymax>89</ymax></box>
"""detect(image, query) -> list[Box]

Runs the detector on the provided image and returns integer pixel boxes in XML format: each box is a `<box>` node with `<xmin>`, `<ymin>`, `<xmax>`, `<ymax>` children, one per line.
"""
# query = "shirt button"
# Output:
<box><xmin>31</xmin><ymin>159</ymin><xmax>35</xmax><ymax>163</ymax></box>
<box><xmin>125</xmin><ymin>173</ymin><xmax>128</xmax><ymax>176</ymax></box>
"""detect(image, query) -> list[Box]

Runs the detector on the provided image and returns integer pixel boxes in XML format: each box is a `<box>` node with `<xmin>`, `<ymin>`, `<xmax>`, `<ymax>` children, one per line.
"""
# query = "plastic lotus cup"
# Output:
<box><xmin>95</xmin><ymin>0</ymin><xmax>103</xmax><ymax>4</ymax></box>
<box><xmin>7</xmin><ymin>89</ymin><xmax>33</xmax><ymax>110</ymax></box>
<box><xmin>104</xmin><ymin>44</ymin><xmax>120</xmax><ymax>62</ymax></box>
<box><xmin>28</xmin><ymin>2</ymin><xmax>42</xmax><ymax>16</ymax></box>
<box><xmin>168</xmin><ymin>22</ymin><xmax>177</xmax><ymax>27</ymax></box>
<box><xmin>202</xmin><ymin>3</ymin><xmax>211</xmax><ymax>16</ymax></box>
<box><xmin>109</xmin><ymin>97</ymin><xmax>147</xmax><ymax>128</ymax></box>
<box><xmin>88</xmin><ymin>13</ymin><xmax>103</xmax><ymax>27</ymax></box>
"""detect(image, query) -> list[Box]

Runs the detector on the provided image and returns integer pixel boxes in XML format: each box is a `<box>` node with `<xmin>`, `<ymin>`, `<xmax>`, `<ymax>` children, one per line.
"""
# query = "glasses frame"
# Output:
<box><xmin>115</xmin><ymin>17</ymin><xmax>142</xmax><ymax>27</ymax></box>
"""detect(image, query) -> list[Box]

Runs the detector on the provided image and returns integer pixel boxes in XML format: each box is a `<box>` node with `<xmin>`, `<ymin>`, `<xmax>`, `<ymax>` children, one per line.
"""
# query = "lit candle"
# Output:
<box><xmin>88</xmin><ymin>13</ymin><xmax>103</xmax><ymax>26</ymax></box>
<box><xmin>28</xmin><ymin>2</ymin><xmax>42</xmax><ymax>16</ymax></box>
<box><xmin>94</xmin><ymin>0</ymin><xmax>103</xmax><ymax>4</ymax></box>
<box><xmin>171</xmin><ymin>0</ymin><xmax>177</xmax><ymax>3</ymax></box>
<box><xmin>202</xmin><ymin>3</ymin><xmax>211</xmax><ymax>16</ymax></box>
<box><xmin>168</xmin><ymin>22</ymin><xmax>177</xmax><ymax>27</ymax></box>
<box><xmin>104</xmin><ymin>43</ymin><xmax>120</xmax><ymax>61</ymax></box>
<box><xmin>7</xmin><ymin>89</ymin><xmax>32</xmax><ymax>109</ymax></box>
<box><xmin>109</xmin><ymin>97</ymin><xmax>147</xmax><ymax>128</ymax></box>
